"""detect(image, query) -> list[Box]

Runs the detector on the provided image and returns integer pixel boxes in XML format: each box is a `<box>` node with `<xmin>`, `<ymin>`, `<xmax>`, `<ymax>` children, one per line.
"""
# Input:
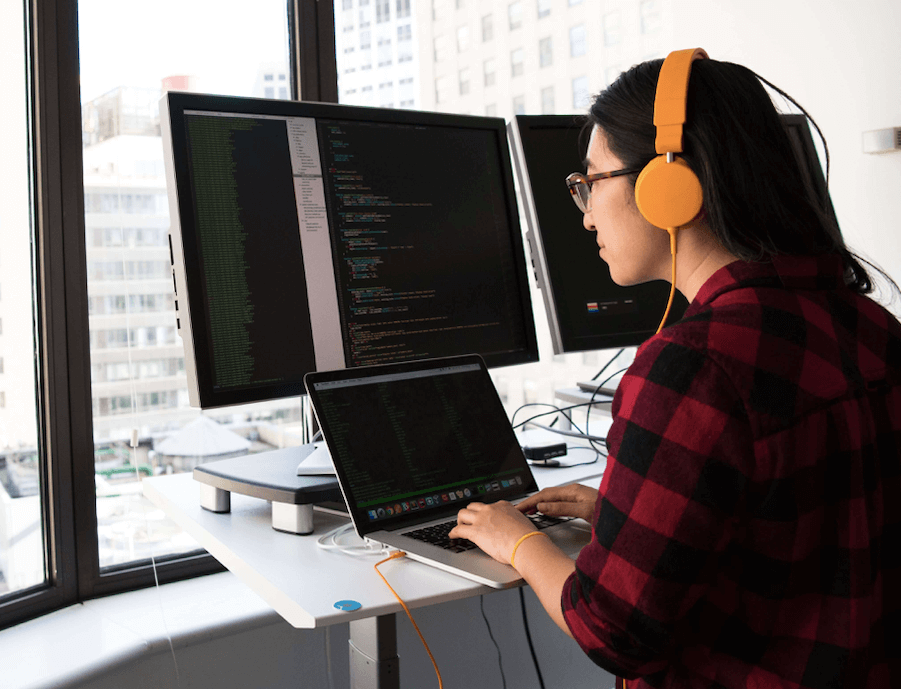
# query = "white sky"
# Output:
<box><xmin>77</xmin><ymin>0</ymin><xmax>290</xmax><ymax>102</ymax></box>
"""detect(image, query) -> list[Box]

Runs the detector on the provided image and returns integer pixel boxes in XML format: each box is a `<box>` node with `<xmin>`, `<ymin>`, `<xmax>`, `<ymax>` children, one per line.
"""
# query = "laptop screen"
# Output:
<box><xmin>305</xmin><ymin>355</ymin><xmax>538</xmax><ymax>535</ymax></box>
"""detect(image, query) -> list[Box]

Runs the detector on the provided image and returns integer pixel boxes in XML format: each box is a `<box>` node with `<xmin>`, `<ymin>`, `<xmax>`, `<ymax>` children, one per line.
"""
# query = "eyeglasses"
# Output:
<box><xmin>565</xmin><ymin>168</ymin><xmax>642</xmax><ymax>213</ymax></box>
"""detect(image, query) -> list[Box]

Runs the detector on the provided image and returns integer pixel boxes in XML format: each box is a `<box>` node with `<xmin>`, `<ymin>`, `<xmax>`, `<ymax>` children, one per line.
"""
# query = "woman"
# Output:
<box><xmin>449</xmin><ymin>50</ymin><xmax>901</xmax><ymax>688</ymax></box>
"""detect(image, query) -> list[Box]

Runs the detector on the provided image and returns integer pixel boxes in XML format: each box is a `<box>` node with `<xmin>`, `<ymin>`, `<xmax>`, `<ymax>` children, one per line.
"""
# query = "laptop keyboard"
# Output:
<box><xmin>405</xmin><ymin>512</ymin><xmax>573</xmax><ymax>553</ymax></box>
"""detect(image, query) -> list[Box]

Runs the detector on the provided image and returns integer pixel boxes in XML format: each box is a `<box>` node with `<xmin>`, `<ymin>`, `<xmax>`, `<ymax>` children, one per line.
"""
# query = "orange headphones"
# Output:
<box><xmin>634</xmin><ymin>47</ymin><xmax>708</xmax><ymax>333</ymax></box>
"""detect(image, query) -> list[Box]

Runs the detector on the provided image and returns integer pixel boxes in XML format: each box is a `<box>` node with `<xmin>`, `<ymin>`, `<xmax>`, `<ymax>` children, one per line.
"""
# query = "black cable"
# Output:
<box><xmin>513</xmin><ymin>401</ymin><xmax>609</xmax><ymax>457</ymax></box>
<box><xmin>480</xmin><ymin>595</ymin><xmax>507</xmax><ymax>689</ymax></box>
<box><xmin>586</xmin><ymin>366</ymin><xmax>629</xmax><ymax>446</ymax></box>
<box><xmin>519</xmin><ymin>588</ymin><xmax>546</xmax><ymax>689</ymax></box>
<box><xmin>590</xmin><ymin>348</ymin><xmax>625</xmax><ymax>382</ymax></box>
<box><xmin>512</xmin><ymin>400</ymin><xmax>610</xmax><ymax>431</ymax></box>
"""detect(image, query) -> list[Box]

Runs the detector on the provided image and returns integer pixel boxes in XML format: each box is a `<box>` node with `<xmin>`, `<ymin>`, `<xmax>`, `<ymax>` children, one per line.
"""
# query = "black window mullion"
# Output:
<box><xmin>293</xmin><ymin>0</ymin><xmax>338</xmax><ymax>103</ymax></box>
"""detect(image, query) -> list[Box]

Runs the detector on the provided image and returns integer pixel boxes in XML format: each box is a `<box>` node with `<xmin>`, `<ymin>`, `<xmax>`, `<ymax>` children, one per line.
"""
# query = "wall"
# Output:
<box><xmin>671</xmin><ymin>0</ymin><xmax>901</xmax><ymax>312</ymax></box>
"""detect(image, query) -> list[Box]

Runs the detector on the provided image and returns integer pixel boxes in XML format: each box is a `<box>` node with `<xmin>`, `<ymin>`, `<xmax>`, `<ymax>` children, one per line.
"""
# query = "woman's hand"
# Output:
<box><xmin>516</xmin><ymin>484</ymin><xmax>598</xmax><ymax>524</ymax></box>
<box><xmin>448</xmin><ymin>501</ymin><xmax>537</xmax><ymax>565</ymax></box>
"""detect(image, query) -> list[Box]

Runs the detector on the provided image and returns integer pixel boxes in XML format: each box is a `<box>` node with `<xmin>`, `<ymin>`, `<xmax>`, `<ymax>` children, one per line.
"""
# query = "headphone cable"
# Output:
<box><xmin>656</xmin><ymin>228</ymin><xmax>678</xmax><ymax>334</ymax></box>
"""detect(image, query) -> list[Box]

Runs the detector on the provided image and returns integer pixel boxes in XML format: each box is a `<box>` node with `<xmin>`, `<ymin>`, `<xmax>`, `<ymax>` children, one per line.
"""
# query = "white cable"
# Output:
<box><xmin>130</xmin><ymin>429</ymin><xmax>181</xmax><ymax>687</ymax></box>
<box><xmin>113</xmin><ymin>220</ymin><xmax>180</xmax><ymax>686</ymax></box>
<box><xmin>316</xmin><ymin>522</ymin><xmax>391</xmax><ymax>557</ymax></box>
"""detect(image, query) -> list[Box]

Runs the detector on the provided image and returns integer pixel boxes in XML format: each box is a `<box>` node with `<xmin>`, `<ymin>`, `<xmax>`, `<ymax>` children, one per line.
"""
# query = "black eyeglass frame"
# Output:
<box><xmin>565</xmin><ymin>168</ymin><xmax>642</xmax><ymax>212</ymax></box>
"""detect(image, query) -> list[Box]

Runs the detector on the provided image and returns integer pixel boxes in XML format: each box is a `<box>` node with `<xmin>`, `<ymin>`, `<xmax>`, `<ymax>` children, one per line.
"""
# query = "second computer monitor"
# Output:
<box><xmin>509</xmin><ymin>114</ymin><xmax>688</xmax><ymax>354</ymax></box>
<box><xmin>509</xmin><ymin>114</ymin><xmax>837</xmax><ymax>356</ymax></box>
<box><xmin>162</xmin><ymin>94</ymin><xmax>539</xmax><ymax>409</ymax></box>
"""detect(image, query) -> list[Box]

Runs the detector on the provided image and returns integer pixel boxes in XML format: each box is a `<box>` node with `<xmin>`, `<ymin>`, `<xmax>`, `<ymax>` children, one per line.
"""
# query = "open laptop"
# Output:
<box><xmin>304</xmin><ymin>354</ymin><xmax>592</xmax><ymax>588</ymax></box>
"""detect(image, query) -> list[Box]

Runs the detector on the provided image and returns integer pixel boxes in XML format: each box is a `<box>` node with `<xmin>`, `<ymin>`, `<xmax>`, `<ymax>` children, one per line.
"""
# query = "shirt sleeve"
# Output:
<box><xmin>561</xmin><ymin>336</ymin><xmax>754</xmax><ymax>678</ymax></box>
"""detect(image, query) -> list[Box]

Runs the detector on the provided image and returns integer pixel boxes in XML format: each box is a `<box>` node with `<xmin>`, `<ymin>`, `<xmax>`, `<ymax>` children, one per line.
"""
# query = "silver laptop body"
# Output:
<box><xmin>305</xmin><ymin>354</ymin><xmax>591</xmax><ymax>588</ymax></box>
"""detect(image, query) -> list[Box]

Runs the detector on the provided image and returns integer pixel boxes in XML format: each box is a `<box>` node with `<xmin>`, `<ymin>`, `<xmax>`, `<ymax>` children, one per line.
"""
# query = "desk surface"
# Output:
<box><xmin>143</xmin><ymin>451</ymin><xmax>605</xmax><ymax>630</ymax></box>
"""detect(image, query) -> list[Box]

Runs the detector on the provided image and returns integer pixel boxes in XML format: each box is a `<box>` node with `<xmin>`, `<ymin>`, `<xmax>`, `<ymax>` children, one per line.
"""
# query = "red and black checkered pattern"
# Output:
<box><xmin>562</xmin><ymin>254</ymin><xmax>901</xmax><ymax>688</ymax></box>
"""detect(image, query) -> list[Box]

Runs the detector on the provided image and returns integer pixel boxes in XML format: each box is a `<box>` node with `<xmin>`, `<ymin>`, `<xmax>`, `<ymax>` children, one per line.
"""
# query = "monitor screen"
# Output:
<box><xmin>509</xmin><ymin>115</ymin><xmax>689</xmax><ymax>355</ymax></box>
<box><xmin>508</xmin><ymin>113</ymin><xmax>836</xmax><ymax>355</ymax></box>
<box><xmin>162</xmin><ymin>93</ymin><xmax>538</xmax><ymax>408</ymax></box>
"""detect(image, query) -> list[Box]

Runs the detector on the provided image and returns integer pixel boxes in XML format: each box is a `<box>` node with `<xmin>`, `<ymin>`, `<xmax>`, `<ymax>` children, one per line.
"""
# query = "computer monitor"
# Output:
<box><xmin>509</xmin><ymin>115</ymin><xmax>689</xmax><ymax>355</ymax></box>
<box><xmin>508</xmin><ymin>113</ymin><xmax>836</xmax><ymax>355</ymax></box>
<box><xmin>161</xmin><ymin>93</ymin><xmax>539</xmax><ymax>409</ymax></box>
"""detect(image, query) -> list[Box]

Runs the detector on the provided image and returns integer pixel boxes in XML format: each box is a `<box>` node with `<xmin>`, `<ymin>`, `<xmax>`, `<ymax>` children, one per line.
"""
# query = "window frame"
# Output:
<box><xmin>0</xmin><ymin>0</ymin><xmax>339</xmax><ymax>632</ymax></box>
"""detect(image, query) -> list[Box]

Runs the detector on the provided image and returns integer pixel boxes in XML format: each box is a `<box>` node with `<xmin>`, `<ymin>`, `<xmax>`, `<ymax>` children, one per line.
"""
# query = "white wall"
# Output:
<box><xmin>670</xmin><ymin>0</ymin><xmax>901</xmax><ymax>311</ymax></box>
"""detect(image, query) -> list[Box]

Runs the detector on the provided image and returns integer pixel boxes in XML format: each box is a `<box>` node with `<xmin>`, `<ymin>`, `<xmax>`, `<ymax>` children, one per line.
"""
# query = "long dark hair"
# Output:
<box><xmin>588</xmin><ymin>57</ymin><xmax>887</xmax><ymax>296</ymax></box>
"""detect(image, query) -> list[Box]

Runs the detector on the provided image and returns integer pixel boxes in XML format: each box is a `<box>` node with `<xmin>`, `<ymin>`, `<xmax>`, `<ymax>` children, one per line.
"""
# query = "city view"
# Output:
<box><xmin>0</xmin><ymin>0</ymin><xmax>664</xmax><ymax>596</ymax></box>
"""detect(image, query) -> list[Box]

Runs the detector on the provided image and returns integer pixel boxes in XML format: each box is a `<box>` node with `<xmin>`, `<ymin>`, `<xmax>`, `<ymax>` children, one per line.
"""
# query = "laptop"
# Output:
<box><xmin>304</xmin><ymin>354</ymin><xmax>592</xmax><ymax>588</ymax></box>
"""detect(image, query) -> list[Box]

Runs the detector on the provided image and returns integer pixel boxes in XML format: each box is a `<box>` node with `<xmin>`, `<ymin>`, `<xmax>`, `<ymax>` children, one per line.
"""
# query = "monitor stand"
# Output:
<box><xmin>193</xmin><ymin>444</ymin><xmax>344</xmax><ymax>535</ymax></box>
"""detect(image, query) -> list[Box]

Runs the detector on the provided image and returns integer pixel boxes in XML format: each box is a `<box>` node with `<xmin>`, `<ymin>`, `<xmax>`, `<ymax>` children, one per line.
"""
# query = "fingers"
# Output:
<box><xmin>517</xmin><ymin>485</ymin><xmax>587</xmax><ymax>512</ymax></box>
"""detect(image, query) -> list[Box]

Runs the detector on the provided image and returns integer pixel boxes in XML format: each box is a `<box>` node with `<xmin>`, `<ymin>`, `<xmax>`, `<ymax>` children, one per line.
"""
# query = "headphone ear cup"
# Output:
<box><xmin>634</xmin><ymin>155</ymin><xmax>704</xmax><ymax>229</ymax></box>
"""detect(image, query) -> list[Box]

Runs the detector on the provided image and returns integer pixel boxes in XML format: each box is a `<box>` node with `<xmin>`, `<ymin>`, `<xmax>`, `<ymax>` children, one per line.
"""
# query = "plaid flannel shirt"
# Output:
<box><xmin>562</xmin><ymin>254</ymin><xmax>901</xmax><ymax>688</ymax></box>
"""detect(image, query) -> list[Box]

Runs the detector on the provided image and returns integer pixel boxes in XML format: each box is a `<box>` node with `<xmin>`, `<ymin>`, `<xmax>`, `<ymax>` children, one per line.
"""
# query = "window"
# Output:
<box><xmin>511</xmin><ymin>48</ymin><xmax>524</xmax><ymax>77</ymax></box>
<box><xmin>76</xmin><ymin>0</ymin><xmax>297</xmax><ymax>590</ymax></box>
<box><xmin>396</xmin><ymin>0</ymin><xmax>411</xmax><ymax>18</ymax></box>
<box><xmin>481</xmin><ymin>14</ymin><xmax>493</xmax><ymax>42</ymax></box>
<box><xmin>432</xmin><ymin>0</ymin><xmax>448</xmax><ymax>22</ymax></box>
<box><xmin>459</xmin><ymin>68</ymin><xmax>471</xmax><ymax>95</ymax></box>
<box><xmin>541</xmin><ymin>85</ymin><xmax>555</xmax><ymax>113</ymax></box>
<box><xmin>537</xmin><ymin>0</ymin><xmax>551</xmax><ymax>19</ymax></box>
<box><xmin>641</xmin><ymin>0</ymin><xmax>661</xmax><ymax>34</ymax></box>
<box><xmin>0</xmin><ymin>0</ymin><xmax>46</xmax><ymax>611</ymax></box>
<box><xmin>397</xmin><ymin>24</ymin><xmax>411</xmax><ymax>42</ymax></box>
<box><xmin>508</xmin><ymin>1</ymin><xmax>522</xmax><ymax>30</ymax></box>
<box><xmin>513</xmin><ymin>95</ymin><xmax>525</xmax><ymax>115</ymax></box>
<box><xmin>435</xmin><ymin>75</ymin><xmax>451</xmax><ymax>103</ymax></box>
<box><xmin>572</xmin><ymin>75</ymin><xmax>589</xmax><ymax>108</ymax></box>
<box><xmin>483</xmin><ymin>58</ymin><xmax>496</xmax><ymax>87</ymax></box>
<box><xmin>603</xmin><ymin>11</ymin><xmax>621</xmax><ymax>46</ymax></box>
<box><xmin>434</xmin><ymin>35</ymin><xmax>450</xmax><ymax>62</ymax></box>
<box><xmin>539</xmin><ymin>37</ymin><xmax>553</xmax><ymax>68</ymax></box>
<box><xmin>457</xmin><ymin>25</ymin><xmax>470</xmax><ymax>53</ymax></box>
<box><xmin>376</xmin><ymin>0</ymin><xmax>390</xmax><ymax>23</ymax></box>
<box><xmin>570</xmin><ymin>24</ymin><xmax>586</xmax><ymax>57</ymax></box>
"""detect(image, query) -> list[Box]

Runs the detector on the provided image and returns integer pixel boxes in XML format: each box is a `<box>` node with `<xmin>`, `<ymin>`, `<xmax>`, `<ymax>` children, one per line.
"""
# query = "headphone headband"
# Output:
<box><xmin>653</xmin><ymin>48</ymin><xmax>708</xmax><ymax>154</ymax></box>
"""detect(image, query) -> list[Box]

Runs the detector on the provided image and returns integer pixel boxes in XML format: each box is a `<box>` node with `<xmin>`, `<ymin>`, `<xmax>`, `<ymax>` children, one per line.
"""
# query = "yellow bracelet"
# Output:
<box><xmin>510</xmin><ymin>531</ymin><xmax>548</xmax><ymax>568</ymax></box>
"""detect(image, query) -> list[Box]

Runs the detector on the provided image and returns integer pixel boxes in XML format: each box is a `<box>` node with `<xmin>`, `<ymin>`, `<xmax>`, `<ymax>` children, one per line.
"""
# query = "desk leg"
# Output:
<box><xmin>349</xmin><ymin>614</ymin><xmax>400</xmax><ymax>689</ymax></box>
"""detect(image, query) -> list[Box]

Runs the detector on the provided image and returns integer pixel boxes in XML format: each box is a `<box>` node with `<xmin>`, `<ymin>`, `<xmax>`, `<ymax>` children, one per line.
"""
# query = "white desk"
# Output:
<box><xmin>143</xmin><ymin>455</ymin><xmax>605</xmax><ymax>688</ymax></box>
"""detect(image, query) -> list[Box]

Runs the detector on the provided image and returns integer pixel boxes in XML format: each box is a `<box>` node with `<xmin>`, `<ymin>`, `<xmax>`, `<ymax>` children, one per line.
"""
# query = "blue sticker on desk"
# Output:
<box><xmin>334</xmin><ymin>600</ymin><xmax>362</xmax><ymax>612</ymax></box>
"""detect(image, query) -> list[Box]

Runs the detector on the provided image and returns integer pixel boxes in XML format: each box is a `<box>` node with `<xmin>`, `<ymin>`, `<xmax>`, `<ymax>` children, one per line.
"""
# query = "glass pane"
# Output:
<box><xmin>0</xmin><ymin>0</ymin><xmax>46</xmax><ymax>596</ymax></box>
<box><xmin>77</xmin><ymin>0</ymin><xmax>296</xmax><ymax>570</ymax></box>
<box><xmin>334</xmin><ymin>0</ymin><xmax>669</xmax><ymax>409</ymax></box>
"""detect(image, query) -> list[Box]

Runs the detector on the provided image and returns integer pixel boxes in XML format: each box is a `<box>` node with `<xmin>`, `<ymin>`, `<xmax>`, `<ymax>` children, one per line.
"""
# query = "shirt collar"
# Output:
<box><xmin>685</xmin><ymin>253</ymin><xmax>847</xmax><ymax>315</ymax></box>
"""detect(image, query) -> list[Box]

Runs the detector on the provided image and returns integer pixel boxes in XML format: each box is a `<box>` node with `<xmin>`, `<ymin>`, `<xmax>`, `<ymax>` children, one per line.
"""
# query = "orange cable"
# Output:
<box><xmin>655</xmin><ymin>229</ymin><xmax>678</xmax><ymax>334</ymax></box>
<box><xmin>374</xmin><ymin>551</ymin><xmax>444</xmax><ymax>689</ymax></box>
